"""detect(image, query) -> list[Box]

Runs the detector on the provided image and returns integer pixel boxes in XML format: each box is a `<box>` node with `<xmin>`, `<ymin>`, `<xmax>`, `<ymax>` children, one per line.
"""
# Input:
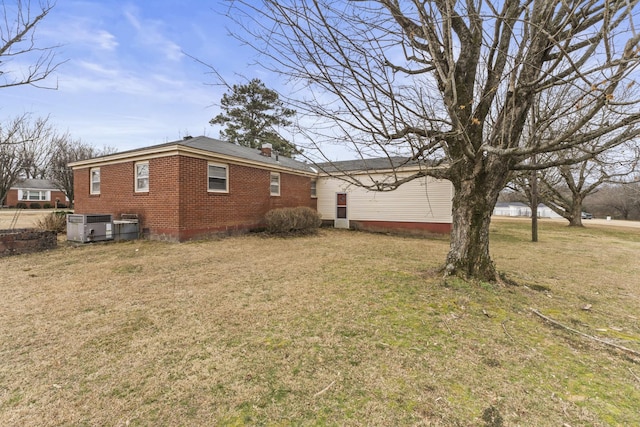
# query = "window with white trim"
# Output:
<box><xmin>135</xmin><ymin>161</ymin><xmax>149</xmax><ymax>192</ymax></box>
<box><xmin>90</xmin><ymin>168</ymin><xmax>101</xmax><ymax>195</ymax></box>
<box><xmin>270</xmin><ymin>172</ymin><xmax>280</xmax><ymax>196</ymax></box>
<box><xmin>20</xmin><ymin>190</ymin><xmax>49</xmax><ymax>201</ymax></box>
<box><xmin>310</xmin><ymin>180</ymin><xmax>317</xmax><ymax>198</ymax></box>
<box><xmin>208</xmin><ymin>163</ymin><xmax>228</xmax><ymax>192</ymax></box>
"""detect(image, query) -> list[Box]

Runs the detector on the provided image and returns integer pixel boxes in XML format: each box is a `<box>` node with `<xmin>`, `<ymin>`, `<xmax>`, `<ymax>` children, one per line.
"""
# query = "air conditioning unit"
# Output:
<box><xmin>113</xmin><ymin>214</ymin><xmax>139</xmax><ymax>241</ymax></box>
<box><xmin>67</xmin><ymin>214</ymin><xmax>114</xmax><ymax>243</ymax></box>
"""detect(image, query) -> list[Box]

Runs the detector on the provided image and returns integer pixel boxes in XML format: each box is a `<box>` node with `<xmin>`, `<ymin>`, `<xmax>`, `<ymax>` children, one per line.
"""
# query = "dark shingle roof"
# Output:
<box><xmin>180</xmin><ymin>136</ymin><xmax>314</xmax><ymax>173</ymax></box>
<box><xmin>315</xmin><ymin>156</ymin><xmax>419</xmax><ymax>173</ymax></box>
<box><xmin>11</xmin><ymin>179</ymin><xmax>59</xmax><ymax>190</ymax></box>
<box><xmin>90</xmin><ymin>136</ymin><xmax>315</xmax><ymax>174</ymax></box>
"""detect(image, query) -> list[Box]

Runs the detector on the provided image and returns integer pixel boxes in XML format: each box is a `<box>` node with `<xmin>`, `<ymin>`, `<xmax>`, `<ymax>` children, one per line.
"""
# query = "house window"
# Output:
<box><xmin>310</xmin><ymin>180</ymin><xmax>317</xmax><ymax>198</ymax></box>
<box><xmin>270</xmin><ymin>172</ymin><xmax>280</xmax><ymax>196</ymax></box>
<box><xmin>208</xmin><ymin>163</ymin><xmax>228</xmax><ymax>192</ymax></box>
<box><xmin>135</xmin><ymin>161</ymin><xmax>149</xmax><ymax>192</ymax></box>
<box><xmin>21</xmin><ymin>190</ymin><xmax>48</xmax><ymax>201</ymax></box>
<box><xmin>90</xmin><ymin>168</ymin><xmax>101</xmax><ymax>195</ymax></box>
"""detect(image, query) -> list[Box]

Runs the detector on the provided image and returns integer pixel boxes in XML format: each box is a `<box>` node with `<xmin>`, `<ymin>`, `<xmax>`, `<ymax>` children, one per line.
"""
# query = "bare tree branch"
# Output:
<box><xmin>0</xmin><ymin>0</ymin><xmax>64</xmax><ymax>89</ymax></box>
<box><xmin>217</xmin><ymin>0</ymin><xmax>640</xmax><ymax>281</ymax></box>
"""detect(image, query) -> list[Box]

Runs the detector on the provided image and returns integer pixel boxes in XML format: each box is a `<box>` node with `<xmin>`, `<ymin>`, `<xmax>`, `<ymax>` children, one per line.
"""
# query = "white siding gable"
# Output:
<box><xmin>317</xmin><ymin>171</ymin><xmax>453</xmax><ymax>223</ymax></box>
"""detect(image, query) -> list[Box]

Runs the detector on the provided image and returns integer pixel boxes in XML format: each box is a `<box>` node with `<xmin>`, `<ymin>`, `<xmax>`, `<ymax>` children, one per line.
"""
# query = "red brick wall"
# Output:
<box><xmin>0</xmin><ymin>229</ymin><xmax>57</xmax><ymax>256</ymax></box>
<box><xmin>176</xmin><ymin>157</ymin><xmax>318</xmax><ymax>240</ymax></box>
<box><xmin>349</xmin><ymin>220</ymin><xmax>452</xmax><ymax>235</ymax></box>
<box><xmin>3</xmin><ymin>188</ymin><xmax>69</xmax><ymax>208</ymax></box>
<box><xmin>74</xmin><ymin>157</ymin><xmax>181</xmax><ymax>239</ymax></box>
<box><xmin>73</xmin><ymin>154</ymin><xmax>317</xmax><ymax>241</ymax></box>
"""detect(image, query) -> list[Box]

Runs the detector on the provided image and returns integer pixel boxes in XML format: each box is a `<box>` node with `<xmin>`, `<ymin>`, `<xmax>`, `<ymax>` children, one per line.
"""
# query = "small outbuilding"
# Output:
<box><xmin>316</xmin><ymin>157</ymin><xmax>453</xmax><ymax>235</ymax></box>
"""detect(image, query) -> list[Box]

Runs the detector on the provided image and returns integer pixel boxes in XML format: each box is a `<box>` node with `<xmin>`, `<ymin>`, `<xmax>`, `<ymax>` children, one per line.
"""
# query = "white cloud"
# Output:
<box><xmin>123</xmin><ymin>5</ymin><xmax>183</xmax><ymax>62</ymax></box>
<box><xmin>1</xmin><ymin>1</ymin><xmax>243</xmax><ymax>153</ymax></box>
<box><xmin>42</xmin><ymin>18</ymin><xmax>118</xmax><ymax>52</ymax></box>
<box><xmin>76</xmin><ymin>61</ymin><xmax>119</xmax><ymax>77</ymax></box>
<box><xmin>95</xmin><ymin>30</ymin><xmax>119</xmax><ymax>51</ymax></box>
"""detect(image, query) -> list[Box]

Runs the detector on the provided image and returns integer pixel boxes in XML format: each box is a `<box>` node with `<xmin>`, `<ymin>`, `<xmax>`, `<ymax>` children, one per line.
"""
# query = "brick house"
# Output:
<box><xmin>2</xmin><ymin>179</ymin><xmax>68</xmax><ymax>208</ymax></box>
<box><xmin>69</xmin><ymin>136</ymin><xmax>318</xmax><ymax>241</ymax></box>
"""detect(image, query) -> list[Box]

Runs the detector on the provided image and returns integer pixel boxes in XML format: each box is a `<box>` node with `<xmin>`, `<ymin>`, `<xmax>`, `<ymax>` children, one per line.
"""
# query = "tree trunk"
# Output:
<box><xmin>531</xmin><ymin>168</ymin><xmax>538</xmax><ymax>242</ymax></box>
<box><xmin>444</xmin><ymin>160</ymin><xmax>507</xmax><ymax>282</ymax></box>
<box><xmin>568</xmin><ymin>196</ymin><xmax>584</xmax><ymax>227</ymax></box>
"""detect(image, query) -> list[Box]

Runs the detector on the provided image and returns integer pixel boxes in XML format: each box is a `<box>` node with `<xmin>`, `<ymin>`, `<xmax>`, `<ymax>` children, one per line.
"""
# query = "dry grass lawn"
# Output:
<box><xmin>1</xmin><ymin>220</ymin><xmax>640</xmax><ymax>426</ymax></box>
<box><xmin>0</xmin><ymin>209</ymin><xmax>64</xmax><ymax>229</ymax></box>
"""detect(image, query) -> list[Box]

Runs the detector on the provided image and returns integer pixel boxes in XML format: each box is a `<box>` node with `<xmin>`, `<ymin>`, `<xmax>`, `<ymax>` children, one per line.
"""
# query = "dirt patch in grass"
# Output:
<box><xmin>1</xmin><ymin>223</ymin><xmax>639</xmax><ymax>426</ymax></box>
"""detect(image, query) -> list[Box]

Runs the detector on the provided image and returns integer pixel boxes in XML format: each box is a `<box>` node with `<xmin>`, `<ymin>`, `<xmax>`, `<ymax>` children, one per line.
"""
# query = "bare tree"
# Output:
<box><xmin>224</xmin><ymin>0</ymin><xmax>640</xmax><ymax>281</ymax></box>
<box><xmin>0</xmin><ymin>114</ymin><xmax>54</xmax><ymax>205</ymax></box>
<box><xmin>509</xmin><ymin>83</ymin><xmax>640</xmax><ymax>226</ymax></box>
<box><xmin>549</xmin><ymin>149</ymin><xmax>638</xmax><ymax>225</ymax></box>
<box><xmin>0</xmin><ymin>0</ymin><xmax>61</xmax><ymax>89</ymax></box>
<box><xmin>512</xmin><ymin>143</ymin><xmax>640</xmax><ymax>226</ymax></box>
<box><xmin>18</xmin><ymin>123</ymin><xmax>56</xmax><ymax>179</ymax></box>
<box><xmin>0</xmin><ymin>0</ymin><xmax>62</xmax><ymax>204</ymax></box>
<box><xmin>0</xmin><ymin>117</ymin><xmax>24</xmax><ymax>206</ymax></box>
<box><xmin>48</xmin><ymin>137</ymin><xmax>114</xmax><ymax>206</ymax></box>
<box><xmin>593</xmin><ymin>182</ymin><xmax>640</xmax><ymax>219</ymax></box>
<box><xmin>0</xmin><ymin>114</ymin><xmax>114</xmax><ymax>208</ymax></box>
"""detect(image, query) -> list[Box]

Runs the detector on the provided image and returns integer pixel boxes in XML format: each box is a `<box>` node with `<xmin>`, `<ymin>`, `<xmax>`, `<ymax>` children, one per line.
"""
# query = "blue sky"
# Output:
<box><xmin>2</xmin><ymin>0</ymin><xmax>296</xmax><ymax>154</ymax></box>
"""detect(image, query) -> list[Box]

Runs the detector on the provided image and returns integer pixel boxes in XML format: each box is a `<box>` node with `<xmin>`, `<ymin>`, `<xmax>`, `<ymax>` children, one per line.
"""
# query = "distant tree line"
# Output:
<box><xmin>585</xmin><ymin>183</ymin><xmax>640</xmax><ymax>221</ymax></box>
<box><xmin>0</xmin><ymin>114</ymin><xmax>114</xmax><ymax>207</ymax></box>
<box><xmin>0</xmin><ymin>1</ymin><xmax>110</xmax><ymax>208</ymax></box>
<box><xmin>501</xmin><ymin>179</ymin><xmax>640</xmax><ymax>221</ymax></box>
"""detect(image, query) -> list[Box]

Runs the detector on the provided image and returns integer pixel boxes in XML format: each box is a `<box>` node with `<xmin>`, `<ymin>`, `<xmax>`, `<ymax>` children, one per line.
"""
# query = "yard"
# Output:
<box><xmin>1</xmin><ymin>220</ymin><xmax>640</xmax><ymax>426</ymax></box>
<box><xmin>0</xmin><ymin>209</ymin><xmax>65</xmax><ymax>230</ymax></box>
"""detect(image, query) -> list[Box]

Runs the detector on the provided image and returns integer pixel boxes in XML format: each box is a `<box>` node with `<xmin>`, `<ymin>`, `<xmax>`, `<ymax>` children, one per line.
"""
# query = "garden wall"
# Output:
<box><xmin>0</xmin><ymin>229</ymin><xmax>57</xmax><ymax>257</ymax></box>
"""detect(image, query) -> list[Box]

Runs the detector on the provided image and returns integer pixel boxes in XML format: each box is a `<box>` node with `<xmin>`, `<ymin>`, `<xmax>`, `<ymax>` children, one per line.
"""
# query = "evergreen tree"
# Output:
<box><xmin>210</xmin><ymin>79</ymin><xmax>297</xmax><ymax>157</ymax></box>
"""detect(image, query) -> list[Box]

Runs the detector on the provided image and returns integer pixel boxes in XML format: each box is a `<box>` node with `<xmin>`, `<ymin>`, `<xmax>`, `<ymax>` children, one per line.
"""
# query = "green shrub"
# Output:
<box><xmin>30</xmin><ymin>202</ymin><xmax>41</xmax><ymax>209</ymax></box>
<box><xmin>264</xmin><ymin>206</ymin><xmax>322</xmax><ymax>235</ymax></box>
<box><xmin>43</xmin><ymin>203</ymin><xmax>52</xmax><ymax>209</ymax></box>
<box><xmin>16</xmin><ymin>202</ymin><xmax>27</xmax><ymax>209</ymax></box>
<box><xmin>36</xmin><ymin>211</ymin><xmax>71</xmax><ymax>234</ymax></box>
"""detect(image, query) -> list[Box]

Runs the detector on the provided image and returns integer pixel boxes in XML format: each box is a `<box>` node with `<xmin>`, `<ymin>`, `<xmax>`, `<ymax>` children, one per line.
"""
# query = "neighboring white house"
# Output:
<box><xmin>493</xmin><ymin>202</ymin><xmax>563</xmax><ymax>219</ymax></box>
<box><xmin>537</xmin><ymin>204</ymin><xmax>564</xmax><ymax>219</ymax></box>
<box><xmin>316</xmin><ymin>157</ymin><xmax>454</xmax><ymax>235</ymax></box>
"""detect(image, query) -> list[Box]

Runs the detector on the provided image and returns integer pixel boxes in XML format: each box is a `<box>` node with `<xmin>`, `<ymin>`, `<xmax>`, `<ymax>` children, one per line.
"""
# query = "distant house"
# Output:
<box><xmin>316</xmin><ymin>157</ymin><xmax>453</xmax><ymax>235</ymax></box>
<box><xmin>493</xmin><ymin>202</ymin><xmax>531</xmax><ymax>217</ymax></box>
<box><xmin>69</xmin><ymin>136</ymin><xmax>318</xmax><ymax>241</ymax></box>
<box><xmin>2</xmin><ymin>179</ymin><xmax>68</xmax><ymax>208</ymax></box>
<box><xmin>493</xmin><ymin>202</ymin><xmax>563</xmax><ymax>219</ymax></box>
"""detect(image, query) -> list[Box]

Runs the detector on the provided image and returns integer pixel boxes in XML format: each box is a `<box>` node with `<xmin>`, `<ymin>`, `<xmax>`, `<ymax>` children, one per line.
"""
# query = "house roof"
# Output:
<box><xmin>69</xmin><ymin>136</ymin><xmax>317</xmax><ymax>175</ymax></box>
<box><xmin>316</xmin><ymin>156</ymin><xmax>422</xmax><ymax>173</ymax></box>
<box><xmin>180</xmin><ymin>136</ymin><xmax>314</xmax><ymax>173</ymax></box>
<box><xmin>11</xmin><ymin>179</ymin><xmax>60</xmax><ymax>190</ymax></box>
